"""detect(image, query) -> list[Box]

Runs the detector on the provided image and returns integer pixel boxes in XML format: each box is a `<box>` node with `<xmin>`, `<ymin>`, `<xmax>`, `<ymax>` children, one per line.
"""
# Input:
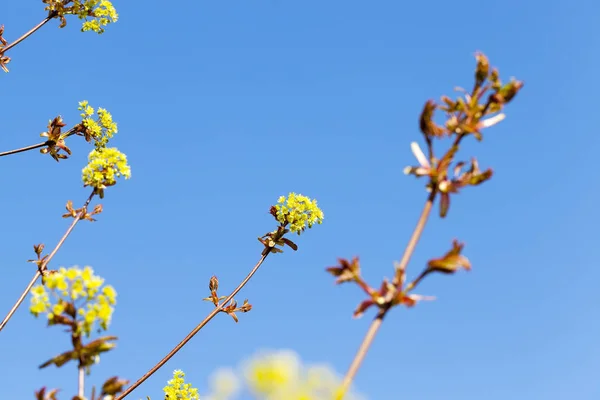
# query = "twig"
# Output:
<box><xmin>0</xmin><ymin>142</ymin><xmax>48</xmax><ymax>157</ymax></box>
<box><xmin>0</xmin><ymin>130</ymin><xmax>77</xmax><ymax>158</ymax></box>
<box><xmin>0</xmin><ymin>190</ymin><xmax>96</xmax><ymax>332</ymax></box>
<box><xmin>78</xmin><ymin>365</ymin><xmax>85</xmax><ymax>399</ymax></box>
<box><xmin>1</xmin><ymin>12</ymin><xmax>57</xmax><ymax>55</ymax></box>
<box><xmin>116</xmin><ymin>251</ymin><xmax>272</xmax><ymax>399</ymax></box>
<box><xmin>336</xmin><ymin>190</ymin><xmax>436</xmax><ymax>398</ymax></box>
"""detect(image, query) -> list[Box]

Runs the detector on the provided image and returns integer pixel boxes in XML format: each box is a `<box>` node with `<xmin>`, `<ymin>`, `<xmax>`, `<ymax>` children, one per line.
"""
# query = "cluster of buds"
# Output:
<box><xmin>258</xmin><ymin>225</ymin><xmax>299</xmax><ymax>256</ymax></box>
<box><xmin>328</xmin><ymin>240</ymin><xmax>471</xmax><ymax>318</ymax></box>
<box><xmin>0</xmin><ymin>25</ymin><xmax>10</xmax><ymax>72</ymax></box>
<box><xmin>327</xmin><ymin>53</ymin><xmax>522</xmax><ymax>317</ymax></box>
<box><xmin>39</xmin><ymin>116</ymin><xmax>73</xmax><ymax>162</ymax></box>
<box><xmin>28</xmin><ymin>244</ymin><xmax>51</xmax><ymax>276</ymax></box>
<box><xmin>203</xmin><ymin>276</ymin><xmax>252</xmax><ymax>323</ymax></box>
<box><xmin>62</xmin><ymin>200</ymin><xmax>103</xmax><ymax>222</ymax></box>
<box><xmin>406</xmin><ymin>52</ymin><xmax>524</xmax><ymax>217</ymax></box>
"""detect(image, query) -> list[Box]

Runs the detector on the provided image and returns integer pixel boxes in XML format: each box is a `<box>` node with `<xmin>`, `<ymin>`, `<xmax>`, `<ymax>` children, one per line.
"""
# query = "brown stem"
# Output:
<box><xmin>116</xmin><ymin>251</ymin><xmax>272</xmax><ymax>400</ymax></box>
<box><xmin>0</xmin><ymin>142</ymin><xmax>48</xmax><ymax>157</ymax></box>
<box><xmin>336</xmin><ymin>190</ymin><xmax>436</xmax><ymax>398</ymax></box>
<box><xmin>1</xmin><ymin>12</ymin><xmax>57</xmax><ymax>55</ymax></box>
<box><xmin>0</xmin><ymin>130</ymin><xmax>77</xmax><ymax>158</ymax></box>
<box><xmin>0</xmin><ymin>190</ymin><xmax>96</xmax><ymax>332</ymax></box>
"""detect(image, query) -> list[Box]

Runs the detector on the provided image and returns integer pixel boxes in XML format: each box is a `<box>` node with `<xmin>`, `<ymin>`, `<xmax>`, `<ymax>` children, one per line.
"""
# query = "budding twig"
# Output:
<box><xmin>0</xmin><ymin>13</ymin><xmax>56</xmax><ymax>55</ymax></box>
<box><xmin>0</xmin><ymin>130</ymin><xmax>77</xmax><ymax>158</ymax></box>
<box><xmin>115</xmin><ymin>251</ymin><xmax>272</xmax><ymax>400</ymax></box>
<box><xmin>0</xmin><ymin>189</ymin><xmax>96</xmax><ymax>332</ymax></box>
<box><xmin>336</xmin><ymin>190</ymin><xmax>436</xmax><ymax>398</ymax></box>
<box><xmin>333</xmin><ymin>53</ymin><xmax>523</xmax><ymax>398</ymax></box>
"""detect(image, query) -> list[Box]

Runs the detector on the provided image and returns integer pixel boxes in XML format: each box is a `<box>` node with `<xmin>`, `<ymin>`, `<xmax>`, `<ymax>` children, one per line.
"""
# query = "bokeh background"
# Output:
<box><xmin>1</xmin><ymin>1</ymin><xmax>599</xmax><ymax>399</ymax></box>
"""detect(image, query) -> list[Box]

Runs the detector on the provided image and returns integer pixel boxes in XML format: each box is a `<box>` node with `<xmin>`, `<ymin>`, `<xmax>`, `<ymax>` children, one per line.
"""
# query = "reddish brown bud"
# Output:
<box><xmin>209</xmin><ymin>275</ymin><xmax>219</xmax><ymax>292</ymax></box>
<box><xmin>326</xmin><ymin>257</ymin><xmax>360</xmax><ymax>284</ymax></box>
<box><xmin>419</xmin><ymin>100</ymin><xmax>446</xmax><ymax>139</ymax></box>
<box><xmin>474</xmin><ymin>52</ymin><xmax>490</xmax><ymax>88</ymax></box>
<box><xmin>427</xmin><ymin>240</ymin><xmax>471</xmax><ymax>274</ymax></box>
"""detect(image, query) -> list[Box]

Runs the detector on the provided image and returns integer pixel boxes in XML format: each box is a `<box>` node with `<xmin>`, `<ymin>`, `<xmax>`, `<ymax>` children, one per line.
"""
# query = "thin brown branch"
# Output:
<box><xmin>0</xmin><ymin>190</ymin><xmax>96</xmax><ymax>332</ymax></box>
<box><xmin>0</xmin><ymin>130</ymin><xmax>77</xmax><ymax>158</ymax></box>
<box><xmin>0</xmin><ymin>142</ymin><xmax>48</xmax><ymax>157</ymax></box>
<box><xmin>116</xmin><ymin>251</ymin><xmax>272</xmax><ymax>400</ymax></box>
<box><xmin>1</xmin><ymin>12</ymin><xmax>57</xmax><ymax>55</ymax></box>
<box><xmin>336</xmin><ymin>190</ymin><xmax>436</xmax><ymax>399</ymax></box>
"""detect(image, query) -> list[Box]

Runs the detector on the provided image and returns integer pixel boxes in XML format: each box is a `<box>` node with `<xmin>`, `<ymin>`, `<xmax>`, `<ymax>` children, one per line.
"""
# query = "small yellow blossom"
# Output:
<box><xmin>78</xmin><ymin>100</ymin><xmax>118</xmax><ymax>149</ymax></box>
<box><xmin>274</xmin><ymin>193</ymin><xmax>324</xmax><ymax>235</ymax></box>
<box><xmin>77</xmin><ymin>0</ymin><xmax>119</xmax><ymax>34</ymax></box>
<box><xmin>208</xmin><ymin>368</ymin><xmax>241</xmax><ymax>399</ymax></box>
<box><xmin>29</xmin><ymin>266</ymin><xmax>117</xmax><ymax>336</ymax></box>
<box><xmin>244</xmin><ymin>350</ymin><xmax>301</xmax><ymax>396</ymax></box>
<box><xmin>82</xmin><ymin>147</ymin><xmax>131</xmax><ymax>197</ymax></box>
<box><xmin>163</xmin><ymin>370</ymin><xmax>200</xmax><ymax>400</ymax></box>
<box><xmin>44</xmin><ymin>0</ymin><xmax>118</xmax><ymax>33</ymax></box>
<box><xmin>30</xmin><ymin>285</ymin><xmax>50</xmax><ymax>317</ymax></box>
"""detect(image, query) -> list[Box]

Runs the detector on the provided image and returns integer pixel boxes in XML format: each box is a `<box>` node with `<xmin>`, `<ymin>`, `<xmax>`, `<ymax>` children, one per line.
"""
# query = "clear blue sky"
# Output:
<box><xmin>2</xmin><ymin>1</ymin><xmax>599</xmax><ymax>399</ymax></box>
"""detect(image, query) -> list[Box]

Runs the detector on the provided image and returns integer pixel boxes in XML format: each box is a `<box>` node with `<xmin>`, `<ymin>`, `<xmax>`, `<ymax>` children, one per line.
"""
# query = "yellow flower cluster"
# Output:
<box><xmin>275</xmin><ymin>193</ymin><xmax>324</xmax><ymax>235</ymax></box>
<box><xmin>163</xmin><ymin>370</ymin><xmax>200</xmax><ymax>400</ymax></box>
<box><xmin>82</xmin><ymin>147</ymin><xmax>131</xmax><ymax>195</ymax></box>
<box><xmin>78</xmin><ymin>0</ymin><xmax>119</xmax><ymax>34</ymax></box>
<box><xmin>30</xmin><ymin>266</ymin><xmax>117</xmax><ymax>336</ymax></box>
<box><xmin>243</xmin><ymin>350</ymin><xmax>364</xmax><ymax>400</ymax></box>
<box><xmin>164</xmin><ymin>350</ymin><xmax>365</xmax><ymax>400</ymax></box>
<box><xmin>78</xmin><ymin>100</ymin><xmax>118</xmax><ymax>149</ymax></box>
<box><xmin>43</xmin><ymin>0</ymin><xmax>118</xmax><ymax>33</ymax></box>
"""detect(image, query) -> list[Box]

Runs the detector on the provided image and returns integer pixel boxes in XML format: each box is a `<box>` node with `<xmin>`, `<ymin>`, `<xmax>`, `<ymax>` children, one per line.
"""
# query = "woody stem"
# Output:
<box><xmin>336</xmin><ymin>190</ymin><xmax>436</xmax><ymax>398</ymax></box>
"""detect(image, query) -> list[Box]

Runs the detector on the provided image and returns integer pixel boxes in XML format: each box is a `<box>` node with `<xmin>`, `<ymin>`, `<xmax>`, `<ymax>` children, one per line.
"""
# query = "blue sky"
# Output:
<box><xmin>1</xmin><ymin>1</ymin><xmax>599</xmax><ymax>399</ymax></box>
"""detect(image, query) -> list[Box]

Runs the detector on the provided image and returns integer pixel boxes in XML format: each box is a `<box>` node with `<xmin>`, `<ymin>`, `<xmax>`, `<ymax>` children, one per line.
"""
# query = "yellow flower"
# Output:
<box><xmin>82</xmin><ymin>147</ymin><xmax>131</xmax><ymax>197</ymax></box>
<box><xmin>208</xmin><ymin>368</ymin><xmax>241</xmax><ymax>399</ymax></box>
<box><xmin>77</xmin><ymin>100</ymin><xmax>118</xmax><ymax>149</ymax></box>
<box><xmin>78</xmin><ymin>0</ymin><xmax>119</xmax><ymax>34</ymax></box>
<box><xmin>274</xmin><ymin>193</ymin><xmax>324</xmax><ymax>235</ymax></box>
<box><xmin>29</xmin><ymin>285</ymin><xmax>50</xmax><ymax>317</ymax></box>
<box><xmin>241</xmin><ymin>350</ymin><xmax>366</xmax><ymax>400</ymax></box>
<box><xmin>29</xmin><ymin>266</ymin><xmax>118</xmax><ymax>337</ymax></box>
<box><xmin>163</xmin><ymin>370</ymin><xmax>199</xmax><ymax>400</ymax></box>
<box><xmin>245</xmin><ymin>350</ymin><xmax>301</xmax><ymax>396</ymax></box>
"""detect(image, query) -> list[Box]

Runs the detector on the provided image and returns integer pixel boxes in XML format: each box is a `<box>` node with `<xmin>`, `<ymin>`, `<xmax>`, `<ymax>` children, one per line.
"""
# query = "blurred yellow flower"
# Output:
<box><xmin>29</xmin><ymin>266</ymin><xmax>117</xmax><ymax>336</ymax></box>
<box><xmin>169</xmin><ymin>350</ymin><xmax>366</xmax><ymax>400</ymax></box>
<box><xmin>245</xmin><ymin>350</ymin><xmax>301</xmax><ymax>396</ymax></box>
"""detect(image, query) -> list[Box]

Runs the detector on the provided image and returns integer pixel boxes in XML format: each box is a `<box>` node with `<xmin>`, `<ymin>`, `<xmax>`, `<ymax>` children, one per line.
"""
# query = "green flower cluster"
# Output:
<box><xmin>163</xmin><ymin>370</ymin><xmax>200</xmax><ymax>400</ymax></box>
<box><xmin>30</xmin><ymin>266</ymin><xmax>117</xmax><ymax>336</ymax></box>
<box><xmin>274</xmin><ymin>193</ymin><xmax>324</xmax><ymax>234</ymax></box>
